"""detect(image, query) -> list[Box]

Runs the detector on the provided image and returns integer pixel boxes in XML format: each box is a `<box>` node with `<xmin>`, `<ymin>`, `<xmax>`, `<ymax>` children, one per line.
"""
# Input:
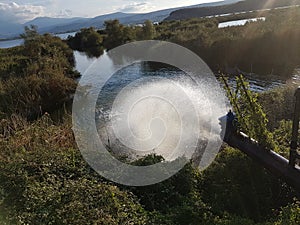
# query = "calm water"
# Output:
<box><xmin>218</xmin><ymin>17</ymin><xmax>266</xmax><ymax>28</ymax></box>
<box><xmin>74</xmin><ymin>51</ymin><xmax>287</xmax><ymax>93</ymax></box>
<box><xmin>0</xmin><ymin>39</ymin><xmax>24</xmax><ymax>49</ymax></box>
<box><xmin>0</xmin><ymin>32</ymin><xmax>76</xmax><ymax>49</ymax></box>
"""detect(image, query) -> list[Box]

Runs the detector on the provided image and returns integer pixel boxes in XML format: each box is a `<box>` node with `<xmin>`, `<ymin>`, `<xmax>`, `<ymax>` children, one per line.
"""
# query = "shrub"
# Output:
<box><xmin>0</xmin><ymin>116</ymin><xmax>148</xmax><ymax>225</ymax></box>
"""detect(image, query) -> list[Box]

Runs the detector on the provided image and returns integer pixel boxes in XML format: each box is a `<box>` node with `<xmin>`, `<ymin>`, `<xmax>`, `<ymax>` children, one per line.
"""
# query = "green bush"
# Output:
<box><xmin>259</xmin><ymin>85</ymin><xmax>298</xmax><ymax>130</ymax></box>
<box><xmin>0</xmin><ymin>116</ymin><xmax>148</xmax><ymax>225</ymax></box>
<box><xmin>0</xmin><ymin>29</ymin><xmax>78</xmax><ymax>119</ymax></box>
<box><xmin>67</xmin><ymin>27</ymin><xmax>104</xmax><ymax>57</ymax></box>
<box><xmin>199</xmin><ymin>147</ymin><xmax>296</xmax><ymax>222</ymax></box>
<box><xmin>271</xmin><ymin>202</ymin><xmax>300</xmax><ymax>225</ymax></box>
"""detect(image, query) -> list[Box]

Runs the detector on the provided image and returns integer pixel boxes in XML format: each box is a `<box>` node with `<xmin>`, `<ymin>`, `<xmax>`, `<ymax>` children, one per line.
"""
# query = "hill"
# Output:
<box><xmin>30</xmin><ymin>3</ymin><xmax>228</xmax><ymax>34</ymax></box>
<box><xmin>165</xmin><ymin>0</ymin><xmax>300</xmax><ymax>21</ymax></box>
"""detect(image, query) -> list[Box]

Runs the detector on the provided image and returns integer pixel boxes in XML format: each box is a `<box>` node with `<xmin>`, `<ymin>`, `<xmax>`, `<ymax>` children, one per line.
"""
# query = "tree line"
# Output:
<box><xmin>67</xmin><ymin>6</ymin><xmax>300</xmax><ymax>78</ymax></box>
<box><xmin>66</xmin><ymin>19</ymin><xmax>156</xmax><ymax>56</ymax></box>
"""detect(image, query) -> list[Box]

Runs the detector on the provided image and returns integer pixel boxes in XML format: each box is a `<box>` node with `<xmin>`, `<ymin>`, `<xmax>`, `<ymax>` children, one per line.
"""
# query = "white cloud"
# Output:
<box><xmin>118</xmin><ymin>2</ymin><xmax>155</xmax><ymax>13</ymax></box>
<box><xmin>0</xmin><ymin>2</ymin><xmax>45</xmax><ymax>24</ymax></box>
<box><xmin>56</xmin><ymin>9</ymin><xmax>73</xmax><ymax>18</ymax></box>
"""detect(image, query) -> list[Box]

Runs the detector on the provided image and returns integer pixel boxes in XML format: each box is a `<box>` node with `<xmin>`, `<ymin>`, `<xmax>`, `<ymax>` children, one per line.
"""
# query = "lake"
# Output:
<box><xmin>0</xmin><ymin>39</ymin><xmax>24</xmax><ymax>49</ymax></box>
<box><xmin>218</xmin><ymin>17</ymin><xmax>266</xmax><ymax>28</ymax></box>
<box><xmin>0</xmin><ymin>31</ymin><xmax>76</xmax><ymax>49</ymax></box>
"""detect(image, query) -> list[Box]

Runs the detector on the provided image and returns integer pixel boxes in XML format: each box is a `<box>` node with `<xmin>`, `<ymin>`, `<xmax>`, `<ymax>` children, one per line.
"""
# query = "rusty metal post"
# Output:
<box><xmin>290</xmin><ymin>87</ymin><xmax>300</xmax><ymax>167</ymax></box>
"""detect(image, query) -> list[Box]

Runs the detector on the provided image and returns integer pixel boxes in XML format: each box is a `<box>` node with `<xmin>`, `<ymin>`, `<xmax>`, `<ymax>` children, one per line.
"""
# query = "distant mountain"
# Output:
<box><xmin>0</xmin><ymin>0</ymin><xmax>241</xmax><ymax>39</ymax></box>
<box><xmin>24</xmin><ymin>17</ymin><xmax>89</xmax><ymax>29</ymax></box>
<box><xmin>35</xmin><ymin>12</ymin><xmax>136</xmax><ymax>34</ymax></box>
<box><xmin>36</xmin><ymin>10</ymin><xmax>174</xmax><ymax>34</ymax></box>
<box><xmin>116</xmin><ymin>0</ymin><xmax>242</xmax><ymax>25</ymax></box>
<box><xmin>36</xmin><ymin>1</ymin><xmax>238</xmax><ymax>34</ymax></box>
<box><xmin>165</xmin><ymin>0</ymin><xmax>300</xmax><ymax>21</ymax></box>
<box><xmin>0</xmin><ymin>22</ymin><xmax>23</xmax><ymax>39</ymax></box>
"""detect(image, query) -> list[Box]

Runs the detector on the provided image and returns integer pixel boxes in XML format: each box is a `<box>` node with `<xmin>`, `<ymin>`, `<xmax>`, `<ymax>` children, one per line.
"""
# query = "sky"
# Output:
<box><xmin>0</xmin><ymin>0</ymin><xmax>222</xmax><ymax>24</ymax></box>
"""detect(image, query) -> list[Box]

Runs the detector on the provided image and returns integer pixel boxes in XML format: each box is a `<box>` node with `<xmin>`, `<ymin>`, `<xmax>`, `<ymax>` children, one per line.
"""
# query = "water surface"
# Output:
<box><xmin>218</xmin><ymin>17</ymin><xmax>266</xmax><ymax>28</ymax></box>
<box><xmin>0</xmin><ymin>31</ymin><xmax>76</xmax><ymax>49</ymax></box>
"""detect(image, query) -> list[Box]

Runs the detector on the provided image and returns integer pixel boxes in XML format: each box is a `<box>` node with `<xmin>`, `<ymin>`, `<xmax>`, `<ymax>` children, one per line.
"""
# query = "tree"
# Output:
<box><xmin>142</xmin><ymin>20</ymin><xmax>156</xmax><ymax>40</ymax></box>
<box><xmin>103</xmin><ymin>20</ymin><xmax>125</xmax><ymax>50</ymax></box>
<box><xmin>67</xmin><ymin>27</ymin><xmax>104</xmax><ymax>57</ymax></box>
<box><xmin>20</xmin><ymin>25</ymin><xmax>39</xmax><ymax>45</ymax></box>
<box><xmin>138</xmin><ymin>20</ymin><xmax>156</xmax><ymax>40</ymax></box>
<box><xmin>123</xmin><ymin>26</ymin><xmax>136</xmax><ymax>43</ymax></box>
<box><xmin>103</xmin><ymin>20</ymin><xmax>136</xmax><ymax>50</ymax></box>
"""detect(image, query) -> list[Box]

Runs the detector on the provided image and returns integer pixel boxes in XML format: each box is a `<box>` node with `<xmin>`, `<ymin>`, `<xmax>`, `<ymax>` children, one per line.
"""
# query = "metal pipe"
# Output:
<box><xmin>290</xmin><ymin>87</ymin><xmax>300</xmax><ymax>167</ymax></box>
<box><xmin>225</xmin><ymin>132</ymin><xmax>300</xmax><ymax>191</ymax></box>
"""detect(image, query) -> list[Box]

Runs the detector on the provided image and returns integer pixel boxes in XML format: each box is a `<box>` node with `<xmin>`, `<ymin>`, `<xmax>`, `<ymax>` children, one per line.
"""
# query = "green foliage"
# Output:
<box><xmin>54</xmin><ymin>7</ymin><xmax>300</xmax><ymax>77</ymax></box>
<box><xmin>200</xmin><ymin>147</ymin><xmax>296</xmax><ymax>222</ymax></box>
<box><xmin>65</xmin><ymin>7</ymin><xmax>300</xmax><ymax>77</ymax></box>
<box><xmin>20</xmin><ymin>26</ymin><xmax>75</xmax><ymax>69</ymax></box>
<box><xmin>20</xmin><ymin>25</ymin><xmax>39</xmax><ymax>45</ymax></box>
<box><xmin>213</xmin><ymin>215</ymin><xmax>257</xmax><ymax>225</ymax></box>
<box><xmin>256</xmin><ymin>84</ymin><xmax>300</xmax><ymax>157</ymax></box>
<box><xmin>156</xmin><ymin>7</ymin><xmax>300</xmax><ymax>77</ymax></box>
<box><xmin>0</xmin><ymin>28</ymin><xmax>78</xmax><ymax>119</ymax></box>
<box><xmin>259</xmin><ymin>85</ymin><xmax>297</xmax><ymax>130</ymax></box>
<box><xmin>67</xmin><ymin>27</ymin><xmax>104</xmax><ymax>57</ymax></box>
<box><xmin>222</xmin><ymin>75</ymin><xmax>278</xmax><ymax>151</ymax></box>
<box><xmin>272</xmin><ymin>120</ymin><xmax>294</xmax><ymax>158</ymax></box>
<box><xmin>0</xmin><ymin>73</ymin><xmax>76</xmax><ymax>119</ymax></box>
<box><xmin>212</xmin><ymin>201</ymin><xmax>300</xmax><ymax>225</ymax></box>
<box><xmin>271</xmin><ymin>202</ymin><xmax>300</xmax><ymax>225</ymax></box>
<box><xmin>23</xmin><ymin>33</ymin><xmax>76</xmax><ymax>72</ymax></box>
<box><xmin>0</xmin><ymin>116</ymin><xmax>148</xmax><ymax>225</ymax></box>
<box><xmin>0</xmin><ymin>116</ymin><xmax>298</xmax><ymax>224</ymax></box>
<box><xmin>0</xmin><ymin>47</ymin><xmax>28</xmax><ymax>79</ymax></box>
<box><xmin>102</xmin><ymin>19</ymin><xmax>157</xmax><ymax>50</ymax></box>
<box><xmin>103</xmin><ymin>20</ymin><xmax>136</xmax><ymax>50</ymax></box>
<box><xmin>129</xmin><ymin>155</ymin><xmax>215</xmax><ymax>225</ymax></box>
<box><xmin>140</xmin><ymin>20</ymin><xmax>156</xmax><ymax>40</ymax></box>
<box><xmin>122</xmin><ymin>26</ymin><xmax>137</xmax><ymax>43</ymax></box>
<box><xmin>130</xmin><ymin>157</ymin><xmax>198</xmax><ymax>212</ymax></box>
<box><xmin>21</xmin><ymin>179</ymin><xmax>147</xmax><ymax>225</ymax></box>
<box><xmin>0</xmin><ymin>210</ymin><xmax>11</xmax><ymax>225</ymax></box>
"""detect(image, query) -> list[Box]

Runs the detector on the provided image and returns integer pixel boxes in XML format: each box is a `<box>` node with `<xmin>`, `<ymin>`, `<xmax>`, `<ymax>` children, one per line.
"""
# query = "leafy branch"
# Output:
<box><xmin>221</xmin><ymin>74</ymin><xmax>278</xmax><ymax>151</ymax></box>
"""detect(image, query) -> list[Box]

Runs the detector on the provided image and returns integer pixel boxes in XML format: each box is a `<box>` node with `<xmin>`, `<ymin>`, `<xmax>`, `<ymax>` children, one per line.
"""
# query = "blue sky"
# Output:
<box><xmin>0</xmin><ymin>0</ymin><xmax>221</xmax><ymax>23</ymax></box>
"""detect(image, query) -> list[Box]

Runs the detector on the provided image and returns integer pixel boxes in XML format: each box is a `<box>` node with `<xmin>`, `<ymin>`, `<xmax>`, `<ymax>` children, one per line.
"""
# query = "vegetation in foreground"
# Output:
<box><xmin>0</xmin><ymin>113</ymin><xmax>299</xmax><ymax>224</ymax></box>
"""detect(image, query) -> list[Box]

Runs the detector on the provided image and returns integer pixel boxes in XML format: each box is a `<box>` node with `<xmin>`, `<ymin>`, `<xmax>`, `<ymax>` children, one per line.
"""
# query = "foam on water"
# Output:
<box><xmin>97</xmin><ymin>67</ymin><xmax>226</xmax><ymax>163</ymax></box>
